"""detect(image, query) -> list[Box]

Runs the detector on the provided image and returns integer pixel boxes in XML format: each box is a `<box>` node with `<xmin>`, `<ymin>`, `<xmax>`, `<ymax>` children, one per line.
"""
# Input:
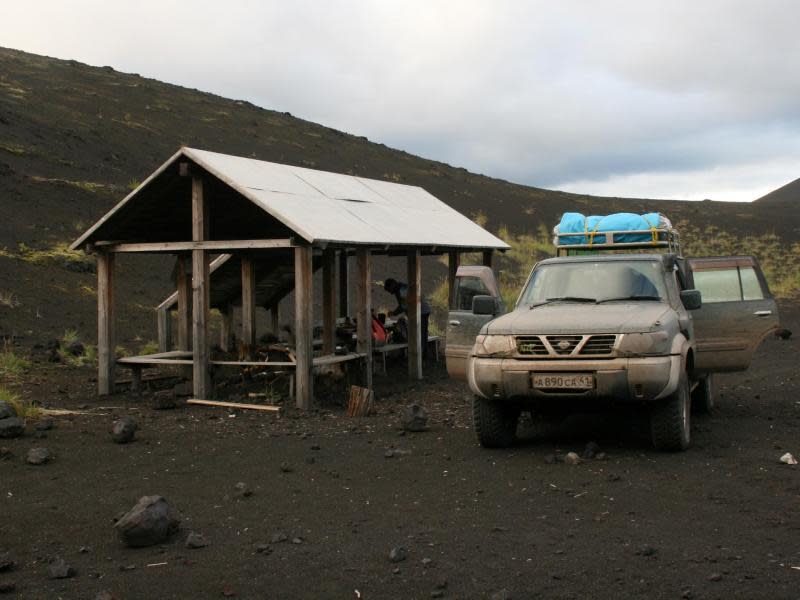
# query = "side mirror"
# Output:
<box><xmin>472</xmin><ymin>295</ymin><xmax>498</xmax><ymax>315</ymax></box>
<box><xmin>680</xmin><ymin>289</ymin><xmax>702</xmax><ymax>310</ymax></box>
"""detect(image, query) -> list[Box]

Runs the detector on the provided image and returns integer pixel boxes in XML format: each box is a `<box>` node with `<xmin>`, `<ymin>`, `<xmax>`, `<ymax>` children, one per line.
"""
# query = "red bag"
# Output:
<box><xmin>371</xmin><ymin>316</ymin><xmax>387</xmax><ymax>345</ymax></box>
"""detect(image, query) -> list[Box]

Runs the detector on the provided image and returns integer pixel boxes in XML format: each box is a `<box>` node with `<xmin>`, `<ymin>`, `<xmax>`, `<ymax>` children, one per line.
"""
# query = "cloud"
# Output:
<box><xmin>3</xmin><ymin>0</ymin><xmax>799</xmax><ymax>200</ymax></box>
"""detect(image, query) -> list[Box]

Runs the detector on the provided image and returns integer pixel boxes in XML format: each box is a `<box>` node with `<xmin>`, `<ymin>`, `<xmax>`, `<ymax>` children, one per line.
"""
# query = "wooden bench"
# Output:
<box><xmin>372</xmin><ymin>336</ymin><xmax>442</xmax><ymax>374</ymax></box>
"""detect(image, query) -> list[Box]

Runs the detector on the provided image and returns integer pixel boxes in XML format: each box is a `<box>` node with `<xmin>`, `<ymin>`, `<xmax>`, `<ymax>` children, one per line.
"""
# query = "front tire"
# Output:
<box><xmin>691</xmin><ymin>374</ymin><xmax>714</xmax><ymax>414</ymax></box>
<box><xmin>473</xmin><ymin>396</ymin><xmax>519</xmax><ymax>448</ymax></box>
<box><xmin>650</xmin><ymin>372</ymin><xmax>691</xmax><ymax>451</ymax></box>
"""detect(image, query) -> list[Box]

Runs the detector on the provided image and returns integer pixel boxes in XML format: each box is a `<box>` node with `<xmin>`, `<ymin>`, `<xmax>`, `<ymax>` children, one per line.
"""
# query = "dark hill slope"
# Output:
<box><xmin>755</xmin><ymin>177</ymin><xmax>800</xmax><ymax>208</ymax></box>
<box><xmin>0</xmin><ymin>46</ymin><xmax>795</xmax><ymax>344</ymax></box>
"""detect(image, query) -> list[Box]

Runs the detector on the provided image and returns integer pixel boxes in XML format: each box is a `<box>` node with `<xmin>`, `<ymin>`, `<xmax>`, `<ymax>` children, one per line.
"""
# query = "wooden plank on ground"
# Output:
<box><xmin>187</xmin><ymin>399</ymin><xmax>280</xmax><ymax>412</ymax></box>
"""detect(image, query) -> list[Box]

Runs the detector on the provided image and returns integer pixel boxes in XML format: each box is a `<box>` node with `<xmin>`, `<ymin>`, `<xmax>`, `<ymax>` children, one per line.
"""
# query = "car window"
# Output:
<box><xmin>453</xmin><ymin>276</ymin><xmax>490</xmax><ymax>310</ymax></box>
<box><xmin>693</xmin><ymin>266</ymin><xmax>764</xmax><ymax>302</ymax></box>
<box><xmin>740</xmin><ymin>267</ymin><xmax>764</xmax><ymax>300</ymax></box>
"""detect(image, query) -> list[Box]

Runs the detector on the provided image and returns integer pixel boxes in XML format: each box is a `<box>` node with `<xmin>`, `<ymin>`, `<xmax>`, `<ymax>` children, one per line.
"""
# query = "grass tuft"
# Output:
<box><xmin>0</xmin><ymin>341</ymin><xmax>30</xmax><ymax>379</ymax></box>
<box><xmin>0</xmin><ymin>386</ymin><xmax>42</xmax><ymax>419</ymax></box>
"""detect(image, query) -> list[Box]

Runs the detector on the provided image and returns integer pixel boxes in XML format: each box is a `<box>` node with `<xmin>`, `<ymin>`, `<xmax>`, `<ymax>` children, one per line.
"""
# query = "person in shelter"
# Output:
<box><xmin>383</xmin><ymin>278</ymin><xmax>432</xmax><ymax>357</ymax></box>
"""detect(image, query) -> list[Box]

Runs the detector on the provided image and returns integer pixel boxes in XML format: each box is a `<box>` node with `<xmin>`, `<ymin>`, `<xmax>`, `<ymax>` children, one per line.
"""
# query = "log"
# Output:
<box><xmin>187</xmin><ymin>399</ymin><xmax>280</xmax><ymax>412</ymax></box>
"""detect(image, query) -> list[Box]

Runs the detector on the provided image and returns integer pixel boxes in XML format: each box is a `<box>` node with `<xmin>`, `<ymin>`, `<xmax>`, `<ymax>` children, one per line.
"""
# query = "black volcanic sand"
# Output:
<box><xmin>0</xmin><ymin>300</ymin><xmax>798</xmax><ymax>599</ymax></box>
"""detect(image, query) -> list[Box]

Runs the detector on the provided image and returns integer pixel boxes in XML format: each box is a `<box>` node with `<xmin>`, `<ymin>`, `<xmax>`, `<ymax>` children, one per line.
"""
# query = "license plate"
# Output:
<box><xmin>532</xmin><ymin>373</ymin><xmax>594</xmax><ymax>390</ymax></box>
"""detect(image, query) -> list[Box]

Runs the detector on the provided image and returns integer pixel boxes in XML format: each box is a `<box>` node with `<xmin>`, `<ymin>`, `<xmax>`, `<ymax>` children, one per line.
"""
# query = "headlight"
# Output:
<box><xmin>473</xmin><ymin>334</ymin><xmax>515</xmax><ymax>357</ymax></box>
<box><xmin>617</xmin><ymin>331</ymin><xmax>670</xmax><ymax>356</ymax></box>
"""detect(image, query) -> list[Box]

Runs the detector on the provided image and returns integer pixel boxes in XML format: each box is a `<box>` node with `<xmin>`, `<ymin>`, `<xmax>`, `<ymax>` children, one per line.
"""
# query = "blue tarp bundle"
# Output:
<box><xmin>555</xmin><ymin>212</ymin><xmax>671</xmax><ymax>245</ymax></box>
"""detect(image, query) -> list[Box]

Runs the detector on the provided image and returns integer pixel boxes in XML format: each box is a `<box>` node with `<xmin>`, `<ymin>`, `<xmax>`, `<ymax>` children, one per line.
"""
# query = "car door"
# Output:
<box><xmin>689</xmin><ymin>256</ymin><xmax>780</xmax><ymax>373</ymax></box>
<box><xmin>445</xmin><ymin>266</ymin><xmax>504</xmax><ymax>379</ymax></box>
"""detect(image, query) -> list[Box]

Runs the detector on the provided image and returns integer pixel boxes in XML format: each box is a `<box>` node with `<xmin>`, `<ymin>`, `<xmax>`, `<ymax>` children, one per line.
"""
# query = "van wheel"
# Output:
<box><xmin>691</xmin><ymin>375</ymin><xmax>714</xmax><ymax>414</ymax></box>
<box><xmin>650</xmin><ymin>372</ymin><xmax>691</xmax><ymax>451</ymax></box>
<box><xmin>473</xmin><ymin>396</ymin><xmax>519</xmax><ymax>448</ymax></box>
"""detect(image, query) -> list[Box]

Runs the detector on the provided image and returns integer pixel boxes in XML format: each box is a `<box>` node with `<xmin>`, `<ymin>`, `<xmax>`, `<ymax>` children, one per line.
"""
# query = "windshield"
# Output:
<box><xmin>520</xmin><ymin>260</ymin><xmax>667</xmax><ymax>307</ymax></box>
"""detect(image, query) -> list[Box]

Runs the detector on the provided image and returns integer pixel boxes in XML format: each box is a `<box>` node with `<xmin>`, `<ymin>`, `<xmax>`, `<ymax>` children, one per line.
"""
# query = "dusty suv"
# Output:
<box><xmin>445</xmin><ymin>254</ymin><xmax>779</xmax><ymax>451</ymax></box>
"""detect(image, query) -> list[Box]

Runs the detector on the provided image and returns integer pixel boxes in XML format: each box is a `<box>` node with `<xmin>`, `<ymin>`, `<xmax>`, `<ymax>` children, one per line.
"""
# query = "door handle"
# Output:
<box><xmin>449</xmin><ymin>320</ymin><xmax>461</xmax><ymax>326</ymax></box>
<box><xmin>753</xmin><ymin>310</ymin><xmax>772</xmax><ymax>317</ymax></box>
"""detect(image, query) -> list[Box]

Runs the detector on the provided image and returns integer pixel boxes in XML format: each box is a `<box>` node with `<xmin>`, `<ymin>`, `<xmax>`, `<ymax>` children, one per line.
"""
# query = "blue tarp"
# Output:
<box><xmin>555</xmin><ymin>212</ymin><xmax>668</xmax><ymax>245</ymax></box>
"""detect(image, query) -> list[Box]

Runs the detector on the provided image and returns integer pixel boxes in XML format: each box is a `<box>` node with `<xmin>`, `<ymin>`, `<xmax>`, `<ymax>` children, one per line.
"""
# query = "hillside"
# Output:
<box><xmin>755</xmin><ymin>177</ymin><xmax>800</xmax><ymax>207</ymax></box>
<box><xmin>0</xmin><ymin>46</ymin><xmax>797</xmax><ymax>345</ymax></box>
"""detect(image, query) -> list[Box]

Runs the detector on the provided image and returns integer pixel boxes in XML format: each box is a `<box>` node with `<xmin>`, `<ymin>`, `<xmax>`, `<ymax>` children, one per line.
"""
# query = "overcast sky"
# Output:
<box><xmin>4</xmin><ymin>1</ymin><xmax>800</xmax><ymax>201</ymax></box>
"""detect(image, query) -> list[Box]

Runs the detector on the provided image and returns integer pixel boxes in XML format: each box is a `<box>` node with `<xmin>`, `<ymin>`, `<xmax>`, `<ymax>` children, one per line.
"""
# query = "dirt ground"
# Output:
<box><xmin>1</xmin><ymin>301</ymin><xmax>799</xmax><ymax>600</ymax></box>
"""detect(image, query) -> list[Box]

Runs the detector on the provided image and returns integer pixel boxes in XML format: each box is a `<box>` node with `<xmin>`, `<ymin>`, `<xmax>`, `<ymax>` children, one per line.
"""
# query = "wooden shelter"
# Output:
<box><xmin>71</xmin><ymin>147</ymin><xmax>509</xmax><ymax>409</ymax></box>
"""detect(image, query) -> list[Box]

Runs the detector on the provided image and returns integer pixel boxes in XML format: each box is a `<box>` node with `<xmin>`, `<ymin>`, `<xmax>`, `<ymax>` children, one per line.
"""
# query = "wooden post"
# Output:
<box><xmin>294</xmin><ymin>246</ymin><xmax>314</xmax><ymax>409</ymax></box>
<box><xmin>97</xmin><ymin>251</ymin><xmax>115</xmax><ymax>395</ymax></box>
<box><xmin>176</xmin><ymin>254</ymin><xmax>191</xmax><ymax>351</ymax></box>
<box><xmin>156</xmin><ymin>306</ymin><xmax>171</xmax><ymax>352</ymax></box>
<box><xmin>192</xmin><ymin>176</ymin><xmax>211</xmax><ymax>399</ymax></box>
<box><xmin>482</xmin><ymin>249</ymin><xmax>493</xmax><ymax>268</ymax></box>
<box><xmin>322</xmin><ymin>249</ymin><xmax>337</xmax><ymax>355</ymax></box>
<box><xmin>241</xmin><ymin>256</ymin><xmax>256</xmax><ymax>358</ymax></box>
<box><xmin>338</xmin><ymin>250</ymin><xmax>349</xmax><ymax>318</ymax></box>
<box><xmin>448</xmin><ymin>251</ymin><xmax>460</xmax><ymax>310</ymax></box>
<box><xmin>407</xmin><ymin>249</ymin><xmax>423</xmax><ymax>380</ymax></box>
<box><xmin>220</xmin><ymin>303</ymin><xmax>233</xmax><ymax>353</ymax></box>
<box><xmin>355</xmin><ymin>248</ymin><xmax>373</xmax><ymax>391</ymax></box>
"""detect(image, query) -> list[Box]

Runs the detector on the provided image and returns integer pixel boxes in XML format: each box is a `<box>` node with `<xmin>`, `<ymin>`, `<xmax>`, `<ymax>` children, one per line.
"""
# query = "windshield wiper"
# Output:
<box><xmin>530</xmin><ymin>296</ymin><xmax>597</xmax><ymax>309</ymax></box>
<box><xmin>596</xmin><ymin>295</ymin><xmax>662</xmax><ymax>304</ymax></box>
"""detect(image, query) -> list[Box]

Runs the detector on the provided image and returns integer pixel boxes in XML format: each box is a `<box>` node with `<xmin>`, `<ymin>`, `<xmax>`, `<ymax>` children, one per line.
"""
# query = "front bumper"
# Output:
<box><xmin>468</xmin><ymin>355</ymin><xmax>681</xmax><ymax>404</ymax></box>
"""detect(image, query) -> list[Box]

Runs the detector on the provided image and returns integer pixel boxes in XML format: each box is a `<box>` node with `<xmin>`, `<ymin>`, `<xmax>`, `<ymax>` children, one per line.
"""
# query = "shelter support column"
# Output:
<box><xmin>407</xmin><ymin>249</ymin><xmax>423</xmax><ymax>380</ymax></box>
<box><xmin>339</xmin><ymin>250</ymin><xmax>349</xmax><ymax>318</ymax></box>
<box><xmin>322</xmin><ymin>249</ymin><xmax>337</xmax><ymax>355</ymax></box>
<box><xmin>97</xmin><ymin>251</ymin><xmax>115</xmax><ymax>395</ymax></box>
<box><xmin>355</xmin><ymin>248</ymin><xmax>373</xmax><ymax>391</ymax></box>
<box><xmin>157</xmin><ymin>305</ymin><xmax>171</xmax><ymax>353</ymax></box>
<box><xmin>220</xmin><ymin>303</ymin><xmax>233</xmax><ymax>353</ymax></box>
<box><xmin>176</xmin><ymin>254</ymin><xmax>191</xmax><ymax>351</ymax></box>
<box><xmin>448</xmin><ymin>251</ymin><xmax>460</xmax><ymax>310</ymax></box>
<box><xmin>241</xmin><ymin>256</ymin><xmax>256</xmax><ymax>358</ymax></box>
<box><xmin>270</xmin><ymin>305</ymin><xmax>280</xmax><ymax>337</ymax></box>
<box><xmin>192</xmin><ymin>176</ymin><xmax>211</xmax><ymax>399</ymax></box>
<box><xmin>294</xmin><ymin>246</ymin><xmax>314</xmax><ymax>410</ymax></box>
<box><xmin>482</xmin><ymin>250</ymin><xmax>493</xmax><ymax>268</ymax></box>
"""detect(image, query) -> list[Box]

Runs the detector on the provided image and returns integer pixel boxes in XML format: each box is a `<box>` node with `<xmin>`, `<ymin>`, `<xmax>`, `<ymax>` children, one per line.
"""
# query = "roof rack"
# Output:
<box><xmin>554</xmin><ymin>227</ymin><xmax>681</xmax><ymax>257</ymax></box>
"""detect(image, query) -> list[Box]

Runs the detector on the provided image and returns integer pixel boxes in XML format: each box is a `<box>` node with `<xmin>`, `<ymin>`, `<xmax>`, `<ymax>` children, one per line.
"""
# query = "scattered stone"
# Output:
<box><xmin>421</xmin><ymin>557</ymin><xmax>433</xmax><ymax>567</ymax></box>
<box><xmin>185</xmin><ymin>532</ymin><xmax>209</xmax><ymax>549</ymax></box>
<box><xmin>233</xmin><ymin>482</ymin><xmax>252</xmax><ymax>498</ymax></box>
<box><xmin>0</xmin><ymin>581</ymin><xmax>16</xmax><ymax>594</ymax></box>
<box><xmin>431</xmin><ymin>591</ymin><xmax>444</xmax><ymax>598</ymax></box>
<box><xmin>402</xmin><ymin>404</ymin><xmax>429</xmax><ymax>432</ymax></box>
<box><xmin>388</xmin><ymin>547</ymin><xmax>408</xmax><ymax>563</ymax></box>
<box><xmin>435</xmin><ymin>577</ymin><xmax>448</xmax><ymax>590</ymax></box>
<box><xmin>595</xmin><ymin>452</ymin><xmax>607</xmax><ymax>461</ymax></box>
<box><xmin>270</xmin><ymin>533</ymin><xmax>288</xmax><ymax>544</ymax></box>
<box><xmin>543</xmin><ymin>453</ymin><xmax>556</xmax><ymax>464</ymax></box>
<box><xmin>48</xmin><ymin>557</ymin><xmax>76</xmax><ymax>579</ymax></box>
<box><xmin>636</xmin><ymin>544</ymin><xmax>658</xmax><ymax>557</ymax></box>
<box><xmin>707</xmin><ymin>573</ymin><xmax>723</xmax><ymax>582</ymax></box>
<box><xmin>776</xmin><ymin>328</ymin><xmax>792</xmax><ymax>340</ymax></box>
<box><xmin>0</xmin><ymin>552</ymin><xmax>15</xmax><ymax>572</ymax></box>
<box><xmin>254</xmin><ymin>543</ymin><xmax>271</xmax><ymax>554</ymax></box>
<box><xmin>111</xmin><ymin>417</ymin><xmax>138</xmax><ymax>444</ymax></box>
<box><xmin>79</xmin><ymin>546</ymin><xmax>90</xmax><ymax>554</ymax></box>
<box><xmin>0</xmin><ymin>418</ymin><xmax>24</xmax><ymax>439</ymax></box>
<box><xmin>26</xmin><ymin>447</ymin><xmax>52</xmax><ymax>465</ymax></box>
<box><xmin>151</xmin><ymin>390</ymin><xmax>177</xmax><ymax>410</ymax></box>
<box><xmin>95</xmin><ymin>592</ymin><xmax>117</xmax><ymax>600</ymax></box>
<box><xmin>583</xmin><ymin>441</ymin><xmax>600</xmax><ymax>459</ymax></box>
<box><xmin>115</xmin><ymin>496</ymin><xmax>181</xmax><ymax>548</ymax></box>
<box><xmin>310</xmin><ymin>444</ymin><xmax>321</xmax><ymax>451</ymax></box>
<box><xmin>291</xmin><ymin>537</ymin><xmax>303</xmax><ymax>545</ymax></box>
<box><xmin>279</xmin><ymin>462</ymin><xmax>293</xmax><ymax>473</ymax></box>
<box><xmin>0</xmin><ymin>447</ymin><xmax>12</xmax><ymax>460</ymax></box>
<box><xmin>681</xmin><ymin>590</ymin><xmax>693</xmax><ymax>599</ymax></box>
<box><xmin>0</xmin><ymin>401</ymin><xmax>17</xmax><ymax>420</ymax></box>
<box><xmin>221</xmin><ymin>588</ymin><xmax>236</xmax><ymax>597</ymax></box>
<box><xmin>392</xmin><ymin>567</ymin><xmax>401</xmax><ymax>574</ymax></box>
<box><xmin>384</xmin><ymin>449</ymin><xmax>396</xmax><ymax>459</ymax></box>
<box><xmin>564</xmin><ymin>452</ymin><xmax>581</xmax><ymax>465</ymax></box>
<box><xmin>66</xmin><ymin>341</ymin><xmax>85</xmax><ymax>356</ymax></box>
<box><xmin>779</xmin><ymin>452</ymin><xmax>797</xmax><ymax>465</ymax></box>
<box><xmin>119</xmin><ymin>564</ymin><xmax>136</xmax><ymax>572</ymax></box>
<box><xmin>304</xmin><ymin>456</ymin><xmax>315</xmax><ymax>465</ymax></box>
<box><xmin>491</xmin><ymin>589</ymin><xmax>512</xmax><ymax>600</ymax></box>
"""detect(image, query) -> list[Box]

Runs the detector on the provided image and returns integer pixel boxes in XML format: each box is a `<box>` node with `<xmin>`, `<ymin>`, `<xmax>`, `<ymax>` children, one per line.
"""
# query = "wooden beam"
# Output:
<box><xmin>95</xmin><ymin>239</ymin><xmax>296</xmax><ymax>253</ymax></box>
<box><xmin>97</xmin><ymin>251</ymin><xmax>115</xmax><ymax>395</ymax></box>
<box><xmin>294</xmin><ymin>245</ymin><xmax>314</xmax><ymax>410</ymax></box>
<box><xmin>192</xmin><ymin>176</ymin><xmax>211</xmax><ymax>399</ymax></box>
<box><xmin>448</xmin><ymin>251</ymin><xmax>460</xmax><ymax>310</ymax></box>
<box><xmin>355</xmin><ymin>248</ymin><xmax>373</xmax><ymax>391</ymax></box>
<box><xmin>176</xmin><ymin>254</ymin><xmax>191</xmax><ymax>352</ymax></box>
<box><xmin>270</xmin><ymin>304</ymin><xmax>280</xmax><ymax>337</ymax></box>
<box><xmin>241</xmin><ymin>256</ymin><xmax>256</xmax><ymax>358</ymax></box>
<box><xmin>482</xmin><ymin>249</ymin><xmax>494</xmax><ymax>268</ymax></box>
<box><xmin>338</xmin><ymin>250</ymin><xmax>349</xmax><ymax>318</ymax></box>
<box><xmin>407</xmin><ymin>249</ymin><xmax>423</xmax><ymax>380</ymax></box>
<box><xmin>157</xmin><ymin>254</ymin><xmax>232</xmax><ymax>311</ymax></box>
<box><xmin>322</xmin><ymin>249</ymin><xmax>337</xmax><ymax>355</ymax></box>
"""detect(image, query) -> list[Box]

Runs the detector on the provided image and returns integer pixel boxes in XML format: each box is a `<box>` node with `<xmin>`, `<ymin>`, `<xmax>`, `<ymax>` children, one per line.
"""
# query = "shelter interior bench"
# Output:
<box><xmin>371</xmin><ymin>335</ymin><xmax>441</xmax><ymax>374</ymax></box>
